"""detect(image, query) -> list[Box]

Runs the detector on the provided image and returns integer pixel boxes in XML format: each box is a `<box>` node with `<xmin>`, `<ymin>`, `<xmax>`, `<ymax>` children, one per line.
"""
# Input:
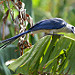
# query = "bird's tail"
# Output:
<box><xmin>0</xmin><ymin>30</ymin><xmax>31</xmax><ymax>49</ymax></box>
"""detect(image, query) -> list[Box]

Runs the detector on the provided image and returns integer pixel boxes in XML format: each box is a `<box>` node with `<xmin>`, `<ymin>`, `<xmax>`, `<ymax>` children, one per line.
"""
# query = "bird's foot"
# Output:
<box><xmin>47</xmin><ymin>34</ymin><xmax>64</xmax><ymax>36</ymax></box>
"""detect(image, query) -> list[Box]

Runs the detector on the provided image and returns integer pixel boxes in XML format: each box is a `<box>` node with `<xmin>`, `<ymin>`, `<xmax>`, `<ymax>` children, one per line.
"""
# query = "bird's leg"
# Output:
<box><xmin>54</xmin><ymin>34</ymin><xmax>64</xmax><ymax>36</ymax></box>
<box><xmin>47</xmin><ymin>34</ymin><xmax>64</xmax><ymax>36</ymax></box>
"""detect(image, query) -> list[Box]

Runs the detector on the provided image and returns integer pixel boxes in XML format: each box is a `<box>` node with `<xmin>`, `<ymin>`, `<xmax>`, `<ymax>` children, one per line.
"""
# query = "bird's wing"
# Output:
<box><xmin>29</xmin><ymin>18</ymin><xmax>67</xmax><ymax>31</ymax></box>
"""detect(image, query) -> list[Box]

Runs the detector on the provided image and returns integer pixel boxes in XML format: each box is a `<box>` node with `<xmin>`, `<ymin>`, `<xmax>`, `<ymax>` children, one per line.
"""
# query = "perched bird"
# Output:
<box><xmin>0</xmin><ymin>18</ymin><xmax>75</xmax><ymax>48</ymax></box>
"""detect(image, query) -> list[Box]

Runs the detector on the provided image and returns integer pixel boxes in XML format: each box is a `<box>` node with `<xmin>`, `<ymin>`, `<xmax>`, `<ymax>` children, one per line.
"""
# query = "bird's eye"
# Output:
<box><xmin>72</xmin><ymin>27</ymin><xmax>74</xmax><ymax>29</ymax></box>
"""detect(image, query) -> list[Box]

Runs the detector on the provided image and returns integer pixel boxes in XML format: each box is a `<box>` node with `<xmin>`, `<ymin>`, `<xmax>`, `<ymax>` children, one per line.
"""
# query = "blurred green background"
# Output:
<box><xmin>32</xmin><ymin>0</ymin><xmax>75</xmax><ymax>24</ymax></box>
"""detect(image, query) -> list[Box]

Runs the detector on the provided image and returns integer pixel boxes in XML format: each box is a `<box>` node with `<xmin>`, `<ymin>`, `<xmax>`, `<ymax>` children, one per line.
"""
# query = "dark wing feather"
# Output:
<box><xmin>29</xmin><ymin>18</ymin><xmax>67</xmax><ymax>31</ymax></box>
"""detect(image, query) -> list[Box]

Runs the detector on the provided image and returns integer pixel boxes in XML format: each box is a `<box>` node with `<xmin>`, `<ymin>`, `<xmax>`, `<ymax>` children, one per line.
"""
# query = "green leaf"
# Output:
<box><xmin>8</xmin><ymin>35</ymin><xmax>51</xmax><ymax>72</ymax></box>
<box><xmin>8</xmin><ymin>35</ymin><xmax>75</xmax><ymax>74</ymax></box>
<box><xmin>0</xmin><ymin>45</ymin><xmax>20</xmax><ymax>75</ymax></box>
<box><xmin>38</xmin><ymin>35</ymin><xmax>60</xmax><ymax>72</ymax></box>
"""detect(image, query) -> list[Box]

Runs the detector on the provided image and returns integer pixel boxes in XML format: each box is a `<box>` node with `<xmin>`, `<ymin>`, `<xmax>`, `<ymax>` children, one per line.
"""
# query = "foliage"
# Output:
<box><xmin>33</xmin><ymin>0</ymin><xmax>75</xmax><ymax>26</ymax></box>
<box><xmin>0</xmin><ymin>45</ymin><xmax>20</xmax><ymax>75</ymax></box>
<box><xmin>8</xmin><ymin>35</ymin><xmax>75</xmax><ymax>74</ymax></box>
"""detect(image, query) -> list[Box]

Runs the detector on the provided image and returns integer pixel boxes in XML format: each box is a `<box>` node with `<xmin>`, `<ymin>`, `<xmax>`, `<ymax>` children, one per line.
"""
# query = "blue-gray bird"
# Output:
<box><xmin>0</xmin><ymin>18</ymin><xmax>75</xmax><ymax>48</ymax></box>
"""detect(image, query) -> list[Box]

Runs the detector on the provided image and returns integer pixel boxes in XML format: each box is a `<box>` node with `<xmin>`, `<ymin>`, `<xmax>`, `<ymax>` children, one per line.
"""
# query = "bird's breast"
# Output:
<box><xmin>31</xmin><ymin>27</ymin><xmax>71</xmax><ymax>34</ymax></box>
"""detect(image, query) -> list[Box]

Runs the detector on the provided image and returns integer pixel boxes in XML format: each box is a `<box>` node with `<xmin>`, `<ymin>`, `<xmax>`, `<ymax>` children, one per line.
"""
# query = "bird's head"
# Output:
<box><xmin>66</xmin><ymin>24</ymin><xmax>75</xmax><ymax>34</ymax></box>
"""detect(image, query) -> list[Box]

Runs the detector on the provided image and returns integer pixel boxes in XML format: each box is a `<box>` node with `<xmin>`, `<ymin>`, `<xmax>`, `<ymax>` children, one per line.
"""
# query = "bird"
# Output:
<box><xmin>0</xmin><ymin>18</ymin><xmax>75</xmax><ymax>49</ymax></box>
